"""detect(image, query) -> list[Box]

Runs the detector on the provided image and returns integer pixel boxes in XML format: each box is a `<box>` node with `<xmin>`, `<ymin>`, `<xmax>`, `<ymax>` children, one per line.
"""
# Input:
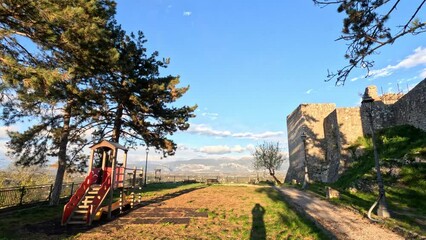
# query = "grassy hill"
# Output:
<box><xmin>310</xmin><ymin>125</ymin><xmax>426</xmax><ymax>237</ymax></box>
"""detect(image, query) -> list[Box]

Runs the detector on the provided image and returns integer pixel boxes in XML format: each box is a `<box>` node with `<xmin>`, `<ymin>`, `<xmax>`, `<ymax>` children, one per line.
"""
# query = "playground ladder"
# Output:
<box><xmin>67</xmin><ymin>184</ymin><xmax>102</xmax><ymax>224</ymax></box>
<box><xmin>62</xmin><ymin>169</ymin><xmax>112</xmax><ymax>225</ymax></box>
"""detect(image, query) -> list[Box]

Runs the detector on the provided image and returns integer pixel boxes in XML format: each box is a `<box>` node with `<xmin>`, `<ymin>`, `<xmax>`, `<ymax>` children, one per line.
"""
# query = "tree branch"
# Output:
<box><xmin>403</xmin><ymin>0</ymin><xmax>426</xmax><ymax>31</ymax></box>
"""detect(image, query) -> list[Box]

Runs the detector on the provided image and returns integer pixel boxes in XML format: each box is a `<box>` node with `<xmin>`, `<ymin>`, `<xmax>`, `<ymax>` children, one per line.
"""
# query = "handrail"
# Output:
<box><xmin>61</xmin><ymin>169</ymin><xmax>100</xmax><ymax>225</ymax></box>
<box><xmin>87</xmin><ymin>172</ymin><xmax>112</xmax><ymax>225</ymax></box>
<box><xmin>115</xmin><ymin>167</ymin><xmax>123</xmax><ymax>188</ymax></box>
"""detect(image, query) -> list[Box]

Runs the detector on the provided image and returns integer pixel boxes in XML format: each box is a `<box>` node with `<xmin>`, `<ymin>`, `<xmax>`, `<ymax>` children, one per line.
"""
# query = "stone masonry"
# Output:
<box><xmin>285</xmin><ymin>78</ymin><xmax>426</xmax><ymax>184</ymax></box>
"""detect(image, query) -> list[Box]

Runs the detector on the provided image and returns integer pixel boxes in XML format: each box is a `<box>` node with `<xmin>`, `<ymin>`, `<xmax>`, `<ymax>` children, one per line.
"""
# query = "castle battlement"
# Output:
<box><xmin>285</xmin><ymin>79</ymin><xmax>426</xmax><ymax>184</ymax></box>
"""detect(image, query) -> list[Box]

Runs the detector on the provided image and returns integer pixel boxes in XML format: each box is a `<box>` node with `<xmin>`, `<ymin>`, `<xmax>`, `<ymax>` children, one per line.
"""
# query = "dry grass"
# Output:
<box><xmin>74</xmin><ymin>184</ymin><xmax>325</xmax><ymax>240</ymax></box>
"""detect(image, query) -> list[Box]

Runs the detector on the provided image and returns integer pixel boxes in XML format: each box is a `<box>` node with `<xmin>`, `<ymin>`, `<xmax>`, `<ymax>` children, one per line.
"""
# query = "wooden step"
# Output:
<box><xmin>88</xmin><ymin>191</ymin><xmax>98</xmax><ymax>195</ymax></box>
<box><xmin>71</xmin><ymin>214</ymin><xmax>86</xmax><ymax>219</ymax></box>
<box><xmin>71</xmin><ymin>215</ymin><xmax>86</xmax><ymax>220</ymax></box>
<box><xmin>68</xmin><ymin>220</ymin><xmax>86</xmax><ymax>225</ymax></box>
<box><xmin>78</xmin><ymin>205</ymin><xmax>89</xmax><ymax>209</ymax></box>
<box><xmin>74</xmin><ymin>210</ymin><xmax>87</xmax><ymax>214</ymax></box>
<box><xmin>81</xmin><ymin>200</ymin><xmax>93</xmax><ymax>205</ymax></box>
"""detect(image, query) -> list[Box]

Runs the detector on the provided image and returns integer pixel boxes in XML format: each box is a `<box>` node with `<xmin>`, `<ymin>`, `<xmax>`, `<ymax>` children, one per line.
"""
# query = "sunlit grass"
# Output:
<box><xmin>309</xmin><ymin>125</ymin><xmax>426</xmax><ymax>237</ymax></box>
<box><xmin>0</xmin><ymin>183</ymin><xmax>327</xmax><ymax>239</ymax></box>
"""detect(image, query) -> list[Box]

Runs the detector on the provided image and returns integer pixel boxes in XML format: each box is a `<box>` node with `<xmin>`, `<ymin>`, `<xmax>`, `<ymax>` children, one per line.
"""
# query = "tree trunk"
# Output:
<box><xmin>49</xmin><ymin>102</ymin><xmax>72</xmax><ymax>205</ymax></box>
<box><xmin>111</xmin><ymin>103</ymin><xmax>124</xmax><ymax>143</ymax></box>
<box><xmin>268</xmin><ymin>169</ymin><xmax>282</xmax><ymax>185</ymax></box>
<box><xmin>270</xmin><ymin>174</ymin><xmax>282</xmax><ymax>185</ymax></box>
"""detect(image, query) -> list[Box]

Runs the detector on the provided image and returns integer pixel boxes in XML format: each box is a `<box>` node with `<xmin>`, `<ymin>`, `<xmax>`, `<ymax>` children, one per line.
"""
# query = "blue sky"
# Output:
<box><xmin>1</xmin><ymin>1</ymin><xmax>425</xmax><ymax>170</ymax></box>
<box><xmin>112</xmin><ymin>0</ymin><xmax>426</xmax><ymax>166</ymax></box>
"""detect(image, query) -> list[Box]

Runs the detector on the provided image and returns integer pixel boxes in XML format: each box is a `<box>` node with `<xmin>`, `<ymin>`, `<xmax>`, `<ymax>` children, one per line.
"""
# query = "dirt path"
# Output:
<box><xmin>275</xmin><ymin>186</ymin><xmax>403</xmax><ymax>240</ymax></box>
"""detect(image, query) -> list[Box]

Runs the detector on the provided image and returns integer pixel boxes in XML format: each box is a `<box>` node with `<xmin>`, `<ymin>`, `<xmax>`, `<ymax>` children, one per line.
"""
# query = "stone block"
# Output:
<box><xmin>325</xmin><ymin>187</ymin><xmax>340</xmax><ymax>199</ymax></box>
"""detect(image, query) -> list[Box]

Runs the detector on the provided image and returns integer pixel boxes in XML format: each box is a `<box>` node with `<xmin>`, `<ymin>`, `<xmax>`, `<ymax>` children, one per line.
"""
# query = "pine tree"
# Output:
<box><xmin>0</xmin><ymin>0</ymin><xmax>118</xmax><ymax>205</ymax></box>
<box><xmin>92</xmin><ymin>25</ymin><xmax>197</xmax><ymax>155</ymax></box>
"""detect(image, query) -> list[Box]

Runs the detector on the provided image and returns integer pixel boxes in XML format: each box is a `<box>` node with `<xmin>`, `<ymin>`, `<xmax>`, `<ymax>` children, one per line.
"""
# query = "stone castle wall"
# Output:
<box><xmin>285</xmin><ymin>105</ymin><xmax>305</xmax><ymax>184</ymax></box>
<box><xmin>285</xmin><ymin>103</ymin><xmax>336</xmax><ymax>183</ymax></box>
<box><xmin>326</xmin><ymin>107</ymin><xmax>363</xmax><ymax>182</ymax></box>
<box><xmin>285</xmin><ymin>79</ymin><xmax>426</xmax><ymax>184</ymax></box>
<box><xmin>393</xmin><ymin>79</ymin><xmax>426</xmax><ymax>131</ymax></box>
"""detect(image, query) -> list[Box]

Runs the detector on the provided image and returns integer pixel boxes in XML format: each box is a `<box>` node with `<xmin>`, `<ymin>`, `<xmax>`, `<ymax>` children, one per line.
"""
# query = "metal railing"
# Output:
<box><xmin>144</xmin><ymin>174</ymin><xmax>284</xmax><ymax>185</ymax></box>
<box><xmin>0</xmin><ymin>182</ymin><xmax>80</xmax><ymax>209</ymax></box>
<box><xmin>0</xmin><ymin>174</ymin><xmax>283</xmax><ymax>210</ymax></box>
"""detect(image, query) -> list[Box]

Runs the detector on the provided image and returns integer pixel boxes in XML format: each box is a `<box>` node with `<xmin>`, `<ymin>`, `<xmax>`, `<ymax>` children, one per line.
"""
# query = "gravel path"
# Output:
<box><xmin>275</xmin><ymin>186</ymin><xmax>403</xmax><ymax>240</ymax></box>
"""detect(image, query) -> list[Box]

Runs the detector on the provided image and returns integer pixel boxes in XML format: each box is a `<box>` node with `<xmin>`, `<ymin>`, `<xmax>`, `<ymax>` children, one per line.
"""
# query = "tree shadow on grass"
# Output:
<box><xmin>250</xmin><ymin>203</ymin><xmax>266</xmax><ymax>240</ymax></box>
<box><xmin>22</xmin><ymin>185</ymin><xmax>206</xmax><ymax>238</ymax></box>
<box><xmin>257</xmin><ymin>186</ymin><xmax>334</xmax><ymax>239</ymax></box>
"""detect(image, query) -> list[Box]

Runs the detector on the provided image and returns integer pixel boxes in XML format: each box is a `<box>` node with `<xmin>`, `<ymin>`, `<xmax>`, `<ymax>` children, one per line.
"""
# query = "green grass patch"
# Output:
<box><xmin>0</xmin><ymin>182</ymin><xmax>206</xmax><ymax>239</ymax></box>
<box><xmin>310</xmin><ymin>125</ymin><xmax>426</xmax><ymax>237</ymax></box>
<box><xmin>0</xmin><ymin>204</ymin><xmax>64</xmax><ymax>239</ymax></box>
<box><xmin>140</xmin><ymin>182</ymin><xmax>205</xmax><ymax>197</ymax></box>
<box><xmin>255</xmin><ymin>187</ymin><xmax>328</xmax><ymax>239</ymax></box>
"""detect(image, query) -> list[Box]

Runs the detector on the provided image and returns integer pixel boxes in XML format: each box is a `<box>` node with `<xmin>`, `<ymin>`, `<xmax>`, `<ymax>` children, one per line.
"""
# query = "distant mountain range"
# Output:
<box><xmin>145</xmin><ymin>157</ymin><xmax>256</xmax><ymax>176</ymax></box>
<box><xmin>0</xmin><ymin>156</ymin><xmax>288</xmax><ymax>178</ymax></box>
<box><xmin>139</xmin><ymin>157</ymin><xmax>288</xmax><ymax>176</ymax></box>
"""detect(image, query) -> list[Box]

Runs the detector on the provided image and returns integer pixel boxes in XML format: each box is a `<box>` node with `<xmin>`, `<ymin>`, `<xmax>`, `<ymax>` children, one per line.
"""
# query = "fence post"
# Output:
<box><xmin>131</xmin><ymin>167</ymin><xmax>135</xmax><ymax>188</ymax></box>
<box><xmin>119</xmin><ymin>190</ymin><xmax>123</xmax><ymax>213</ymax></box>
<box><xmin>48</xmin><ymin>184</ymin><xmax>53</xmax><ymax>202</ymax></box>
<box><xmin>131</xmin><ymin>192</ymin><xmax>135</xmax><ymax>208</ymax></box>
<box><xmin>70</xmin><ymin>182</ymin><xmax>75</xmax><ymax>198</ymax></box>
<box><xmin>19</xmin><ymin>186</ymin><xmax>25</xmax><ymax>206</ymax></box>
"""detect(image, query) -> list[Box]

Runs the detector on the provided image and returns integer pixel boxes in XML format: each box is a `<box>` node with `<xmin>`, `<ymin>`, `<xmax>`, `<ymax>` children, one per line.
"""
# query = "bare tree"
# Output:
<box><xmin>252</xmin><ymin>142</ymin><xmax>285</xmax><ymax>184</ymax></box>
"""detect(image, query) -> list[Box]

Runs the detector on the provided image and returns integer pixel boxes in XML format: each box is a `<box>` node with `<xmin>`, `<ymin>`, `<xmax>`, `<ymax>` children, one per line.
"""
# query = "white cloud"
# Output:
<box><xmin>187</xmin><ymin>124</ymin><xmax>285</xmax><ymax>140</ymax></box>
<box><xmin>0</xmin><ymin>126</ymin><xmax>17</xmax><ymax>139</ymax></box>
<box><xmin>368</xmin><ymin>65</ymin><xmax>394</xmax><ymax>79</ymax></box>
<box><xmin>305</xmin><ymin>89</ymin><xmax>313</xmax><ymax>94</ymax></box>
<box><xmin>395</xmin><ymin>47</ymin><xmax>426</xmax><ymax>69</ymax></box>
<box><xmin>350</xmin><ymin>77</ymin><xmax>360</xmax><ymax>82</ymax></box>
<box><xmin>199</xmin><ymin>145</ymin><xmax>232</xmax><ymax>154</ymax></box>
<box><xmin>246</xmin><ymin>131</ymin><xmax>285</xmax><ymax>139</ymax></box>
<box><xmin>246</xmin><ymin>144</ymin><xmax>255</xmax><ymax>152</ymax></box>
<box><xmin>0</xmin><ymin>126</ymin><xmax>15</xmax><ymax>168</ymax></box>
<box><xmin>183</xmin><ymin>11</ymin><xmax>192</xmax><ymax>16</ymax></box>
<box><xmin>231</xmin><ymin>145</ymin><xmax>245</xmax><ymax>153</ymax></box>
<box><xmin>198</xmin><ymin>144</ymin><xmax>251</xmax><ymax>155</ymax></box>
<box><xmin>187</xmin><ymin>124</ymin><xmax>231</xmax><ymax>137</ymax></box>
<box><xmin>367</xmin><ymin>47</ymin><xmax>426</xmax><ymax>79</ymax></box>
